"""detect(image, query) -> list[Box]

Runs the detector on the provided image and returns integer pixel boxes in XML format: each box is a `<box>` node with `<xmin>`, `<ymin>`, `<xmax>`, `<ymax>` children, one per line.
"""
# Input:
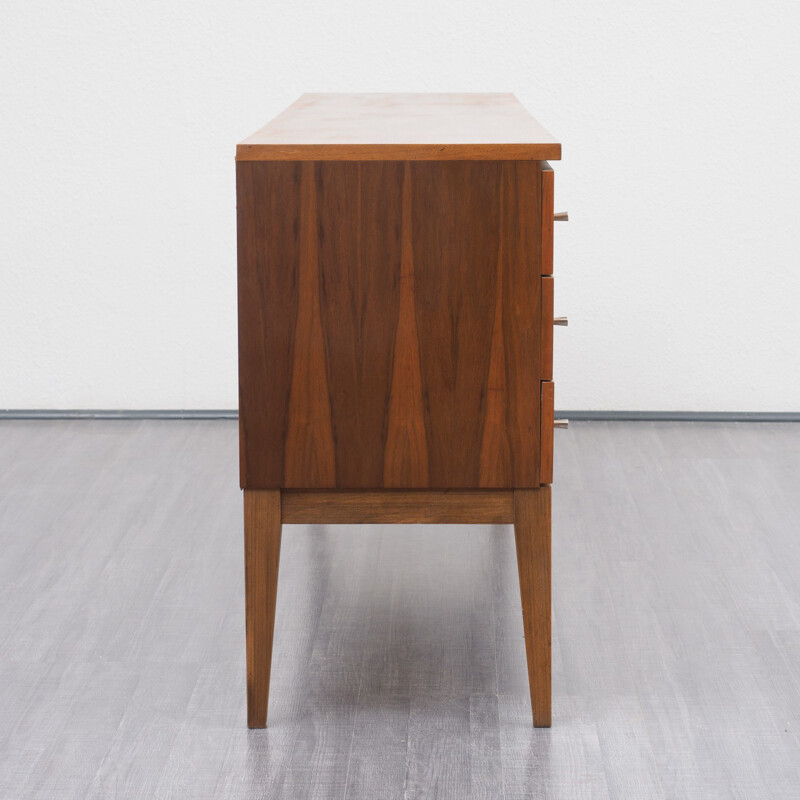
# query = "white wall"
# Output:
<box><xmin>2</xmin><ymin>0</ymin><xmax>799</xmax><ymax>411</ymax></box>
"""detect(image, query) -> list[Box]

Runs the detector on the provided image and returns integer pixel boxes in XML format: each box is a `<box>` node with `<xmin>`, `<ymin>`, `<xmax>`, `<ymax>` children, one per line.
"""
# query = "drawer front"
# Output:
<box><xmin>237</xmin><ymin>160</ymin><xmax>546</xmax><ymax>489</ymax></box>
<box><xmin>540</xmin><ymin>381</ymin><xmax>555</xmax><ymax>484</ymax></box>
<box><xmin>539</xmin><ymin>161</ymin><xmax>557</xmax><ymax>484</ymax></box>
<box><xmin>541</xmin><ymin>162</ymin><xmax>554</xmax><ymax>275</ymax></box>
<box><xmin>541</xmin><ymin>275</ymin><xmax>554</xmax><ymax>381</ymax></box>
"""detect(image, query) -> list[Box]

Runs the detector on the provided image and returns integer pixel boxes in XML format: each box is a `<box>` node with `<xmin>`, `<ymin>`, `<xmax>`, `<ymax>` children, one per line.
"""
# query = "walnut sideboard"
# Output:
<box><xmin>236</xmin><ymin>93</ymin><xmax>565</xmax><ymax>728</ymax></box>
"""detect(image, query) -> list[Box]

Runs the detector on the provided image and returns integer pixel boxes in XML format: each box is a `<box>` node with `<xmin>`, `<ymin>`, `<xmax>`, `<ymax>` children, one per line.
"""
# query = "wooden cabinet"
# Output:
<box><xmin>236</xmin><ymin>93</ymin><xmax>562</xmax><ymax>728</ymax></box>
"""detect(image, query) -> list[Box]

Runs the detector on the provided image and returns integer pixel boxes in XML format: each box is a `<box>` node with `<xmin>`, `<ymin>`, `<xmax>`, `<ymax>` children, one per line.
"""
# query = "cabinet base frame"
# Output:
<box><xmin>243</xmin><ymin>487</ymin><xmax>551</xmax><ymax>728</ymax></box>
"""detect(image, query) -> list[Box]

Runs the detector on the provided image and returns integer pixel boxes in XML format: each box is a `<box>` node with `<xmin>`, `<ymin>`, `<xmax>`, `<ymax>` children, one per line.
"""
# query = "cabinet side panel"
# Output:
<box><xmin>316</xmin><ymin>162</ymin><xmax>404</xmax><ymax>486</ymax></box>
<box><xmin>237</xmin><ymin>161</ymin><xmax>301</xmax><ymax>488</ymax></box>
<box><xmin>411</xmin><ymin>161</ymin><xmax>498</xmax><ymax>486</ymax></box>
<box><xmin>411</xmin><ymin>161</ymin><xmax>541</xmax><ymax>487</ymax></box>
<box><xmin>238</xmin><ymin>159</ymin><xmax>543</xmax><ymax>489</ymax></box>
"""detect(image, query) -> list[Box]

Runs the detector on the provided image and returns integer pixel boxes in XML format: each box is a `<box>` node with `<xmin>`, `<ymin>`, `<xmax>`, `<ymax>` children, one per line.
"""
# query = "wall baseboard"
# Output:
<box><xmin>0</xmin><ymin>409</ymin><xmax>798</xmax><ymax>422</ymax></box>
<box><xmin>560</xmin><ymin>410</ymin><xmax>800</xmax><ymax>422</ymax></box>
<box><xmin>0</xmin><ymin>409</ymin><xmax>239</xmax><ymax>420</ymax></box>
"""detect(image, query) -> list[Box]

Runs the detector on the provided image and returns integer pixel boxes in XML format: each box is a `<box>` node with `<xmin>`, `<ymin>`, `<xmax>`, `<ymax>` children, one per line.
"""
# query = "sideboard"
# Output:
<box><xmin>236</xmin><ymin>93</ymin><xmax>565</xmax><ymax>727</ymax></box>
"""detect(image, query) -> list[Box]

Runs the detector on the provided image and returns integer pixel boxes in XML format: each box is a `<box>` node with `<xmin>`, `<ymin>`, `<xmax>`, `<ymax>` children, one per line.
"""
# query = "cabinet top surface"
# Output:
<box><xmin>236</xmin><ymin>93</ymin><xmax>560</xmax><ymax>161</ymax></box>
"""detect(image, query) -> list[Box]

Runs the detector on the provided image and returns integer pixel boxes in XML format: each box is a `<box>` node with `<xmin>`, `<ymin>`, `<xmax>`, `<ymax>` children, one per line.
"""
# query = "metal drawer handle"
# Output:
<box><xmin>554</xmin><ymin>419</ymin><xmax>569</xmax><ymax>429</ymax></box>
<box><xmin>554</xmin><ymin>317</ymin><xmax>568</xmax><ymax>326</ymax></box>
<box><xmin>554</xmin><ymin>211</ymin><xmax>569</xmax><ymax>222</ymax></box>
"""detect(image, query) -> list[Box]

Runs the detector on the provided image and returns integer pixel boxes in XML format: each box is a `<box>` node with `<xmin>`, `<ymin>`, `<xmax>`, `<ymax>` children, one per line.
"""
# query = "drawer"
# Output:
<box><xmin>541</xmin><ymin>276</ymin><xmax>554</xmax><ymax>381</ymax></box>
<box><xmin>540</xmin><ymin>381</ymin><xmax>555</xmax><ymax>484</ymax></box>
<box><xmin>541</xmin><ymin>162</ymin><xmax>554</xmax><ymax>275</ymax></box>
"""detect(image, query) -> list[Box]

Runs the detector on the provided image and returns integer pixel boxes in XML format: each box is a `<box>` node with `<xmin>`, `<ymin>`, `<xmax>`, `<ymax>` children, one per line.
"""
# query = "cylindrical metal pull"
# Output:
<box><xmin>554</xmin><ymin>211</ymin><xmax>569</xmax><ymax>222</ymax></box>
<box><xmin>554</xmin><ymin>419</ymin><xmax>569</xmax><ymax>429</ymax></box>
<box><xmin>554</xmin><ymin>317</ymin><xmax>568</xmax><ymax>326</ymax></box>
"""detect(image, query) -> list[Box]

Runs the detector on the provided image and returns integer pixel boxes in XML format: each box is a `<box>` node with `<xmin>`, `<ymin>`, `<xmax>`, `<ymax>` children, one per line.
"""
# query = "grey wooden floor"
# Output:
<box><xmin>1</xmin><ymin>421</ymin><xmax>799</xmax><ymax>799</ymax></box>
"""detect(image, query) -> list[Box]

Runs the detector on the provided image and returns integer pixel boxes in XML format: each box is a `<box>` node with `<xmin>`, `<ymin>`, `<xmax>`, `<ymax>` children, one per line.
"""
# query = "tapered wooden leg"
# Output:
<box><xmin>243</xmin><ymin>489</ymin><xmax>282</xmax><ymax>728</ymax></box>
<box><xmin>513</xmin><ymin>486</ymin><xmax>551</xmax><ymax>727</ymax></box>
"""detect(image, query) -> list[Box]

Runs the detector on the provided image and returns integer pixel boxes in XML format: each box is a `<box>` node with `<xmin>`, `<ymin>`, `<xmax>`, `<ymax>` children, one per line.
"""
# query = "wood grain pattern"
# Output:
<box><xmin>479</xmin><ymin>180</ymin><xmax>512</xmax><ymax>487</ymax></box>
<box><xmin>281</xmin><ymin>490</ymin><xmax>514</xmax><ymax>524</ymax></box>
<box><xmin>316</xmin><ymin>161</ymin><xmax>404</xmax><ymax>487</ymax></box>
<box><xmin>494</xmin><ymin>161</ymin><xmax>542</xmax><ymax>485</ymax></box>
<box><xmin>540</xmin><ymin>381</ymin><xmax>555</xmax><ymax>485</ymax></box>
<box><xmin>513</xmin><ymin>487</ymin><xmax>551</xmax><ymax>727</ymax></box>
<box><xmin>541</xmin><ymin>162</ymin><xmax>554</xmax><ymax>276</ymax></box>
<box><xmin>284</xmin><ymin>163</ymin><xmax>336</xmax><ymax>487</ymax></box>
<box><xmin>236</xmin><ymin>161</ymin><xmax>300</xmax><ymax>488</ymax></box>
<box><xmin>243</xmin><ymin>489</ymin><xmax>281</xmax><ymax>728</ymax></box>
<box><xmin>411</xmin><ymin>161</ymin><xmax>499</xmax><ymax>487</ymax></box>
<box><xmin>237</xmin><ymin>94</ymin><xmax>561</xmax><ymax>162</ymax></box>
<box><xmin>237</xmin><ymin>160</ymin><xmax>543</xmax><ymax>489</ymax></box>
<box><xmin>411</xmin><ymin>160</ymin><xmax>542</xmax><ymax>486</ymax></box>
<box><xmin>384</xmin><ymin>163</ymin><xmax>429</xmax><ymax>487</ymax></box>
<box><xmin>541</xmin><ymin>276</ymin><xmax>554</xmax><ymax>382</ymax></box>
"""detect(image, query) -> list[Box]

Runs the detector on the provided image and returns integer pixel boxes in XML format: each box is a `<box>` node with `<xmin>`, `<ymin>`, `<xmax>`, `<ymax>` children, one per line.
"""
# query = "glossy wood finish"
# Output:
<box><xmin>237</xmin><ymin>94</ymin><xmax>561</xmax><ymax>162</ymax></box>
<box><xmin>243</xmin><ymin>489</ymin><xmax>281</xmax><ymax>728</ymax></box>
<box><xmin>281</xmin><ymin>490</ymin><xmax>514</xmax><ymax>524</ymax></box>
<box><xmin>237</xmin><ymin>160</ymin><xmax>543</xmax><ymax>489</ymax></box>
<box><xmin>513</xmin><ymin>487</ymin><xmax>551</xmax><ymax>727</ymax></box>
